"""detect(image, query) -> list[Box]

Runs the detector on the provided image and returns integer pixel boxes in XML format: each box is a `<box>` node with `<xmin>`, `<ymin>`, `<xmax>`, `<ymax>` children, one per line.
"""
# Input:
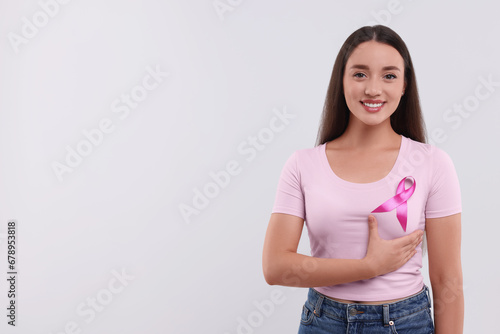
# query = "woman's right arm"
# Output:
<box><xmin>262</xmin><ymin>213</ymin><xmax>423</xmax><ymax>287</ymax></box>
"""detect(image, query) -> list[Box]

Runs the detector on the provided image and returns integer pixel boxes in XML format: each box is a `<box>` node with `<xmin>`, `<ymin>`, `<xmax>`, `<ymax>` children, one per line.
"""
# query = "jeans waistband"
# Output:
<box><xmin>306</xmin><ymin>285</ymin><xmax>431</xmax><ymax>325</ymax></box>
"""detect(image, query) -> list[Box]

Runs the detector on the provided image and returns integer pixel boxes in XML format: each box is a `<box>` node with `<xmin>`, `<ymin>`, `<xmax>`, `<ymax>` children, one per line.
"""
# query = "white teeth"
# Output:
<box><xmin>363</xmin><ymin>102</ymin><xmax>383</xmax><ymax>108</ymax></box>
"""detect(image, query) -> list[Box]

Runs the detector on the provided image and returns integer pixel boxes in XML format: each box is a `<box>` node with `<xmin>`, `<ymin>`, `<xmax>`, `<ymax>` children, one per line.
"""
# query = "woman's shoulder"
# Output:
<box><xmin>403</xmin><ymin>136</ymin><xmax>457</xmax><ymax>169</ymax></box>
<box><xmin>404</xmin><ymin>136</ymin><xmax>451</xmax><ymax>158</ymax></box>
<box><xmin>286</xmin><ymin>143</ymin><xmax>324</xmax><ymax>159</ymax></box>
<box><xmin>279</xmin><ymin>144</ymin><xmax>324</xmax><ymax>172</ymax></box>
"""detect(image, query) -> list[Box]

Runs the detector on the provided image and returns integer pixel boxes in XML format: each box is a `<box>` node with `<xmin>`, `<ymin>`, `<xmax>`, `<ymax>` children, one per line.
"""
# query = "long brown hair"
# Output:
<box><xmin>315</xmin><ymin>25</ymin><xmax>427</xmax><ymax>146</ymax></box>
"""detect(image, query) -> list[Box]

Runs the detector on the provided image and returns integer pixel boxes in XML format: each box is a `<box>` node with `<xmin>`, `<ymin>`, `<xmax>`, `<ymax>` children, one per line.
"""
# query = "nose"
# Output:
<box><xmin>364</xmin><ymin>78</ymin><xmax>381</xmax><ymax>96</ymax></box>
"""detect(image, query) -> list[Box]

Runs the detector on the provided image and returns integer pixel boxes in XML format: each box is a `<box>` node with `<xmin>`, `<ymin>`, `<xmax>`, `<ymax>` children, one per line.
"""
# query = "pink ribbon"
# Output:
<box><xmin>371</xmin><ymin>176</ymin><xmax>416</xmax><ymax>232</ymax></box>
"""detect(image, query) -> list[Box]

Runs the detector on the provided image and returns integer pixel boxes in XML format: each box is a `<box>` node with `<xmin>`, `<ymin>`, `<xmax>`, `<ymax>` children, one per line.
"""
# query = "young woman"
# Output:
<box><xmin>262</xmin><ymin>25</ymin><xmax>463</xmax><ymax>333</ymax></box>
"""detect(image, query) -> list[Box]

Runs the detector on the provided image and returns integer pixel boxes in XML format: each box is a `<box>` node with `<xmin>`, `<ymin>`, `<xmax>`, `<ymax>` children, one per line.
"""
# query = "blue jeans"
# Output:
<box><xmin>298</xmin><ymin>285</ymin><xmax>434</xmax><ymax>333</ymax></box>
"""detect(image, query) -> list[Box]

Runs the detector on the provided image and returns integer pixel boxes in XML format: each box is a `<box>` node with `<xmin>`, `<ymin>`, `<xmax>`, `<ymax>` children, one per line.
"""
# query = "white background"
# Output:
<box><xmin>0</xmin><ymin>0</ymin><xmax>498</xmax><ymax>333</ymax></box>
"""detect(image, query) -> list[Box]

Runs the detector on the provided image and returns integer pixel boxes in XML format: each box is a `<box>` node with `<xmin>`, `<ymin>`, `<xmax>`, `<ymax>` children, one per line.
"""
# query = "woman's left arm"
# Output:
<box><xmin>426</xmin><ymin>213</ymin><xmax>464</xmax><ymax>334</ymax></box>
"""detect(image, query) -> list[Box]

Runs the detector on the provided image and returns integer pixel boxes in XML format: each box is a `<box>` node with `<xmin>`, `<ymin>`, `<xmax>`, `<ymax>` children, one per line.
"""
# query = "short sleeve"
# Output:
<box><xmin>271</xmin><ymin>151</ymin><xmax>305</xmax><ymax>219</ymax></box>
<box><xmin>425</xmin><ymin>147</ymin><xmax>462</xmax><ymax>218</ymax></box>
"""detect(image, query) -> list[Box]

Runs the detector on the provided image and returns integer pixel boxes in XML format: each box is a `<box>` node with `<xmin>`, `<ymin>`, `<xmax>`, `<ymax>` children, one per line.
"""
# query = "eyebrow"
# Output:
<box><xmin>349</xmin><ymin>64</ymin><xmax>401</xmax><ymax>72</ymax></box>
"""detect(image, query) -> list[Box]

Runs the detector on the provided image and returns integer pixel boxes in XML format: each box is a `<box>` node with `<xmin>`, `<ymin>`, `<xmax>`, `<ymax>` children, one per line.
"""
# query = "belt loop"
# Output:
<box><xmin>383</xmin><ymin>304</ymin><xmax>390</xmax><ymax>326</ymax></box>
<box><xmin>313</xmin><ymin>295</ymin><xmax>324</xmax><ymax>317</ymax></box>
<box><xmin>425</xmin><ymin>284</ymin><xmax>432</xmax><ymax>309</ymax></box>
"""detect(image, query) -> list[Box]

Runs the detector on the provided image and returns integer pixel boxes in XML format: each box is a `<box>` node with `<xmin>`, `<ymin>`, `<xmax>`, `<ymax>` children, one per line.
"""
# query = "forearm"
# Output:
<box><xmin>431</xmin><ymin>278</ymin><xmax>464</xmax><ymax>334</ymax></box>
<box><xmin>264</xmin><ymin>251</ymin><xmax>375</xmax><ymax>287</ymax></box>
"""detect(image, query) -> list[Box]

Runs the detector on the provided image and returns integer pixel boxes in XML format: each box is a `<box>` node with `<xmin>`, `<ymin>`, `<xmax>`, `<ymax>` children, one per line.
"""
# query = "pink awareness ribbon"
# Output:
<box><xmin>371</xmin><ymin>176</ymin><xmax>416</xmax><ymax>232</ymax></box>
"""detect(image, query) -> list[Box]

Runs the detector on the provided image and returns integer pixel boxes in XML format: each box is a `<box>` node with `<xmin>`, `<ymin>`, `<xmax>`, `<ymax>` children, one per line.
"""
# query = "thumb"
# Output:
<box><xmin>368</xmin><ymin>215</ymin><xmax>379</xmax><ymax>236</ymax></box>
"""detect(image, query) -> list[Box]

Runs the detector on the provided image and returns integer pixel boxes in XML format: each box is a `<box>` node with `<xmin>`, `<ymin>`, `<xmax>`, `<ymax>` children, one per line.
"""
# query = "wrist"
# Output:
<box><xmin>361</xmin><ymin>257</ymin><xmax>379</xmax><ymax>279</ymax></box>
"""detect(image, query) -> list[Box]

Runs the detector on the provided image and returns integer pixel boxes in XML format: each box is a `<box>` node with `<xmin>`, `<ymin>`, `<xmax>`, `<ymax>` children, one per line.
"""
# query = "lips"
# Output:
<box><xmin>360</xmin><ymin>100</ymin><xmax>385</xmax><ymax>113</ymax></box>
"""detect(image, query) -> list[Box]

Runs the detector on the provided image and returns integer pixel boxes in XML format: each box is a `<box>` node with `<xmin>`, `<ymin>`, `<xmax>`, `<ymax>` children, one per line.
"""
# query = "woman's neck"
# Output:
<box><xmin>334</xmin><ymin>117</ymin><xmax>400</xmax><ymax>150</ymax></box>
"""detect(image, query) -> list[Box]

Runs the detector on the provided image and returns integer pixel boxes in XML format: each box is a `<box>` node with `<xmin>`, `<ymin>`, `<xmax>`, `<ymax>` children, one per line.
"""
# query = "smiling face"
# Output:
<box><xmin>343</xmin><ymin>40</ymin><xmax>406</xmax><ymax>127</ymax></box>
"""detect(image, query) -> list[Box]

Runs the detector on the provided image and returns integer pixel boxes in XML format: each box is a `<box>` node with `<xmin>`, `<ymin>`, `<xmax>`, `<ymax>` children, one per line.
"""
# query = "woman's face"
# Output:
<box><xmin>343</xmin><ymin>40</ymin><xmax>406</xmax><ymax>127</ymax></box>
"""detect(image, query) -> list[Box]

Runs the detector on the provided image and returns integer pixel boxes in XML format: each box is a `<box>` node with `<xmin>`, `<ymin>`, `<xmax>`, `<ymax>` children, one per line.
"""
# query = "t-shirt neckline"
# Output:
<box><xmin>320</xmin><ymin>135</ymin><xmax>408</xmax><ymax>189</ymax></box>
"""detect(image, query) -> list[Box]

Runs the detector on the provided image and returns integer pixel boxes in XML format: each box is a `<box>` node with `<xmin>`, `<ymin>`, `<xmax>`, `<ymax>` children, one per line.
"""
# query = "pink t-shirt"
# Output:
<box><xmin>271</xmin><ymin>135</ymin><xmax>462</xmax><ymax>301</ymax></box>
